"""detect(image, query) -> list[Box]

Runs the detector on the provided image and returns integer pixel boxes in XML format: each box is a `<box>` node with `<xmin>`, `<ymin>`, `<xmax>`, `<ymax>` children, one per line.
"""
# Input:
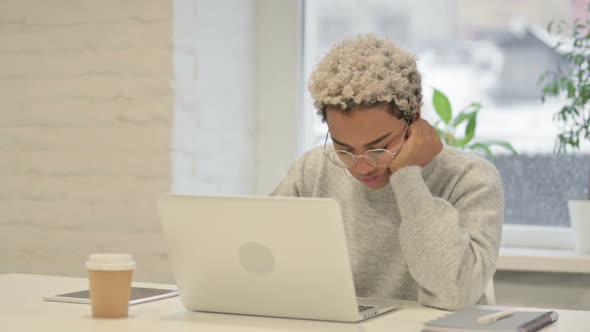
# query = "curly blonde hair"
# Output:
<box><xmin>308</xmin><ymin>33</ymin><xmax>422</xmax><ymax>121</ymax></box>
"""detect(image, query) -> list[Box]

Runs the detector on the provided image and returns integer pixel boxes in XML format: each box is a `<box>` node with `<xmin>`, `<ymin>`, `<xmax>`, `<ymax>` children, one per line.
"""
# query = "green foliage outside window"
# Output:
<box><xmin>431</xmin><ymin>88</ymin><xmax>518</xmax><ymax>159</ymax></box>
<box><xmin>540</xmin><ymin>12</ymin><xmax>590</xmax><ymax>154</ymax></box>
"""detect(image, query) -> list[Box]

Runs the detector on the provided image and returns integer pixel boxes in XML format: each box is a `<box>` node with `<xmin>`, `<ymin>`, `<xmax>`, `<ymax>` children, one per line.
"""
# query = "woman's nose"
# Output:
<box><xmin>353</xmin><ymin>156</ymin><xmax>375</xmax><ymax>175</ymax></box>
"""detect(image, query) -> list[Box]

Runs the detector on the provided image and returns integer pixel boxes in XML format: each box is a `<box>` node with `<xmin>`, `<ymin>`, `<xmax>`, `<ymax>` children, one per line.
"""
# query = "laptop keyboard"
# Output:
<box><xmin>358</xmin><ymin>305</ymin><xmax>375</xmax><ymax>312</ymax></box>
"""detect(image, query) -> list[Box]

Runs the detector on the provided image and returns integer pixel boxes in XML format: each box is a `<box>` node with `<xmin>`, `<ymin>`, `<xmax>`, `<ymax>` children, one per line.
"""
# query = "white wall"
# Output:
<box><xmin>495</xmin><ymin>271</ymin><xmax>590</xmax><ymax>310</ymax></box>
<box><xmin>0</xmin><ymin>0</ymin><xmax>301</xmax><ymax>283</ymax></box>
<box><xmin>252</xmin><ymin>0</ymin><xmax>302</xmax><ymax>194</ymax></box>
<box><xmin>0</xmin><ymin>0</ymin><xmax>174</xmax><ymax>282</ymax></box>
<box><xmin>172</xmin><ymin>0</ymin><xmax>256</xmax><ymax>195</ymax></box>
<box><xmin>172</xmin><ymin>0</ymin><xmax>300</xmax><ymax>196</ymax></box>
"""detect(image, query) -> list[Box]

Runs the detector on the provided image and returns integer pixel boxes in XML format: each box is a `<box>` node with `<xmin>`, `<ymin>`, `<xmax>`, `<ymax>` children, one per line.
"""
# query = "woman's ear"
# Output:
<box><xmin>412</xmin><ymin>106</ymin><xmax>421</xmax><ymax>123</ymax></box>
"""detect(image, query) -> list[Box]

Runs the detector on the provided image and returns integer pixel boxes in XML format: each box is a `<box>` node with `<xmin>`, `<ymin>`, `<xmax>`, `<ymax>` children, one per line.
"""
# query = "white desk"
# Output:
<box><xmin>2</xmin><ymin>273</ymin><xmax>589</xmax><ymax>331</ymax></box>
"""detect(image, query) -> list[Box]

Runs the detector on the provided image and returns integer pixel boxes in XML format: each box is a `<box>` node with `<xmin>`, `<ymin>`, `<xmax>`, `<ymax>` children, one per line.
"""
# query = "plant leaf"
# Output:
<box><xmin>478</xmin><ymin>140</ymin><xmax>519</xmax><ymax>155</ymax></box>
<box><xmin>567</xmin><ymin>81</ymin><xmax>576</xmax><ymax>98</ymax></box>
<box><xmin>452</xmin><ymin>112</ymin><xmax>477</xmax><ymax>148</ymax></box>
<box><xmin>468</xmin><ymin>143</ymin><xmax>494</xmax><ymax>159</ymax></box>
<box><xmin>463</xmin><ymin>102</ymin><xmax>482</xmax><ymax>113</ymax></box>
<box><xmin>451</xmin><ymin>111</ymin><xmax>473</xmax><ymax>127</ymax></box>
<box><xmin>465</xmin><ymin>112</ymin><xmax>477</xmax><ymax>138</ymax></box>
<box><xmin>432</xmin><ymin>88</ymin><xmax>452</xmax><ymax>124</ymax></box>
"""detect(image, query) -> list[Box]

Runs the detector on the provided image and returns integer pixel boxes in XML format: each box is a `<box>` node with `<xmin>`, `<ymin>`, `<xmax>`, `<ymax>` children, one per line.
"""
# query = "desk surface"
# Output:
<box><xmin>2</xmin><ymin>273</ymin><xmax>589</xmax><ymax>331</ymax></box>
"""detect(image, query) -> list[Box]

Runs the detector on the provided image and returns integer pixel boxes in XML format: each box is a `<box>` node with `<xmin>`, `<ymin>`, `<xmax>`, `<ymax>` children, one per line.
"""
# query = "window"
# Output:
<box><xmin>302</xmin><ymin>0</ymin><xmax>590</xmax><ymax>249</ymax></box>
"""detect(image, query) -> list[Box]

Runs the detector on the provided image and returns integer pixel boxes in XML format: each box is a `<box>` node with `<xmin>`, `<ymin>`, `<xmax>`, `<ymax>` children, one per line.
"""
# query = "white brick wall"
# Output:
<box><xmin>0</xmin><ymin>0</ymin><xmax>174</xmax><ymax>282</ymax></box>
<box><xmin>0</xmin><ymin>0</ymin><xmax>301</xmax><ymax>284</ymax></box>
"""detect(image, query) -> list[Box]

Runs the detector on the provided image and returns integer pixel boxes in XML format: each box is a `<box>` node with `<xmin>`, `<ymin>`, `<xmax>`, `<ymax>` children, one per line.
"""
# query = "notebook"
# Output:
<box><xmin>422</xmin><ymin>307</ymin><xmax>559</xmax><ymax>332</ymax></box>
<box><xmin>157</xmin><ymin>193</ymin><xmax>402</xmax><ymax>322</ymax></box>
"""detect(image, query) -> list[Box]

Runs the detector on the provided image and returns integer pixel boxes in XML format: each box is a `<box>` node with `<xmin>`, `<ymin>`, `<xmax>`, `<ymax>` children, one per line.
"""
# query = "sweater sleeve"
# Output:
<box><xmin>390</xmin><ymin>162</ymin><xmax>504</xmax><ymax>310</ymax></box>
<box><xmin>270</xmin><ymin>147</ymin><xmax>326</xmax><ymax>197</ymax></box>
<box><xmin>270</xmin><ymin>155</ymin><xmax>306</xmax><ymax>197</ymax></box>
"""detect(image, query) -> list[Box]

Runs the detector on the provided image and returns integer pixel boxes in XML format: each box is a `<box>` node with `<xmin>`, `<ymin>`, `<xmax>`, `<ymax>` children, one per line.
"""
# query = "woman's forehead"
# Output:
<box><xmin>326</xmin><ymin>107</ymin><xmax>406</xmax><ymax>145</ymax></box>
<box><xmin>326</xmin><ymin>107</ymin><xmax>403</xmax><ymax>129</ymax></box>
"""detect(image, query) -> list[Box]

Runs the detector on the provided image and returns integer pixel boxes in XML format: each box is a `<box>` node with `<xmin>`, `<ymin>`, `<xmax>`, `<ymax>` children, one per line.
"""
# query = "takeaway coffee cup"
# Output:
<box><xmin>86</xmin><ymin>253</ymin><xmax>136</xmax><ymax>318</ymax></box>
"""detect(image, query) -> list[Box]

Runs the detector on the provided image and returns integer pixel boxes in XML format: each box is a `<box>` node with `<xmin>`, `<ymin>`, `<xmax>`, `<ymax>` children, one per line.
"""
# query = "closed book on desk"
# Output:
<box><xmin>422</xmin><ymin>308</ymin><xmax>559</xmax><ymax>332</ymax></box>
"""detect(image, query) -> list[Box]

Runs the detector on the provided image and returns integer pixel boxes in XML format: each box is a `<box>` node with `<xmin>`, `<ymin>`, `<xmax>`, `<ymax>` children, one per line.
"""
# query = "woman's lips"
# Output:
<box><xmin>360</xmin><ymin>174</ymin><xmax>384</xmax><ymax>186</ymax></box>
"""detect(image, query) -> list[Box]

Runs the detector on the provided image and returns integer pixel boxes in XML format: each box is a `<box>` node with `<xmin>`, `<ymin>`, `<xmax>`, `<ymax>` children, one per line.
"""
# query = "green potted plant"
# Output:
<box><xmin>540</xmin><ymin>15</ymin><xmax>590</xmax><ymax>153</ymax></box>
<box><xmin>540</xmin><ymin>12</ymin><xmax>590</xmax><ymax>253</ymax></box>
<box><xmin>431</xmin><ymin>88</ymin><xmax>518</xmax><ymax>159</ymax></box>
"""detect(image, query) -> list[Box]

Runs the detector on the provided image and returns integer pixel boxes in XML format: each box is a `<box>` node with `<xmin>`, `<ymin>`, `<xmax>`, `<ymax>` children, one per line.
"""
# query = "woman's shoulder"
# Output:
<box><xmin>293</xmin><ymin>145</ymin><xmax>331</xmax><ymax>170</ymax></box>
<box><xmin>438</xmin><ymin>146</ymin><xmax>500</xmax><ymax>178</ymax></box>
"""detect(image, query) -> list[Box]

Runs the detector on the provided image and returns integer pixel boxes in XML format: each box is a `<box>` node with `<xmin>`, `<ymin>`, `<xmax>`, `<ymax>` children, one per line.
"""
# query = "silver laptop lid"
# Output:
<box><xmin>157</xmin><ymin>193</ymin><xmax>361</xmax><ymax>321</ymax></box>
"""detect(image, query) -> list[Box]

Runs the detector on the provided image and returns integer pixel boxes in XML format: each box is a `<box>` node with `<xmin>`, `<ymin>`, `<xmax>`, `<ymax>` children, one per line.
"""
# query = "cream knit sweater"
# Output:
<box><xmin>272</xmin><ymin>146</ymin><xmax>504</xmax><ymax>310</ymax></box>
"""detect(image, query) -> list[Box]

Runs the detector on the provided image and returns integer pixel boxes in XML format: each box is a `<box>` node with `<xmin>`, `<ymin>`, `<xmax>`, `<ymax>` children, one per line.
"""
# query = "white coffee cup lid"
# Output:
<box><xmin>85</xmin><ymin>253</ymin><xmax>136</xmax><ymax>271</ymax></box>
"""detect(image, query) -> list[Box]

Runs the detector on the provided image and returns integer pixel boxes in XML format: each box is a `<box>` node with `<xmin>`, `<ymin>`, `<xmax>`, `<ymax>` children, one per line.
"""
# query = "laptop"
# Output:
<box><xmin>157</xmin><ymin>193</ymin><xmax>401</xmax><ymax>322</ymax></box>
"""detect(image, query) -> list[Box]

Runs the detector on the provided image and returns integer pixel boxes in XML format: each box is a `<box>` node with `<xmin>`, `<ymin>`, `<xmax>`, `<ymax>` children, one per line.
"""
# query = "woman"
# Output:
<box><xmin>272</xmin><ymin>34</ymin><xmax>504</xmax><ymax>310</ymax></box>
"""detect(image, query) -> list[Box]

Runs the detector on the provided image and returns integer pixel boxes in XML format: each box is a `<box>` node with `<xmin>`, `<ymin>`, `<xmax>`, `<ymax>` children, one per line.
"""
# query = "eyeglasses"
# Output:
<box><xmin>324</xmin><ymin>122</ymin><xmax>408</xmax><ymax>169</ymax></box>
